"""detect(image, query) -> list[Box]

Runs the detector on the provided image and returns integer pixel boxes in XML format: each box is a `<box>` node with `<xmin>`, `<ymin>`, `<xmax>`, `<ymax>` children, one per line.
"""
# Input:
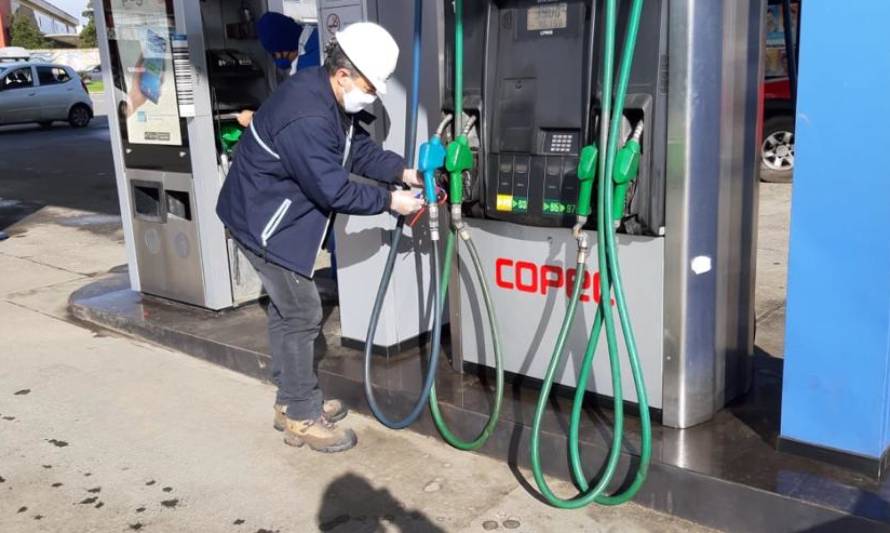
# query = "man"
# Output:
<box><xmin>257</xmin><ymin>11</ymin><xmax>303</xmax><ymax>71</ymax></box>
<box><xmin>237</xmin><ymin>12</ymin><xmax>318</xmax><ymax>127</ymax></box>
<box><xmin>216</xmin><ymin>22</ymin><xmax>424</xmax><ymax>453</ymax></box>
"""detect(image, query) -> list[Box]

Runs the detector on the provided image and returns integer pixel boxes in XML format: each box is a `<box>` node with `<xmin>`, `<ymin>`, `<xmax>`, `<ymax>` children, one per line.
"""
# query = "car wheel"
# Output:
<box><xmin>68</xmin><ymin>104</ymin><xmax>91</xmax><ymax>128</ymax></box>
<box><xmin>760</xmin><ymin>115</ymin><xmax>795</xmax><ymax>183</ymax></box>
<box><xmin>39</xmin><ymin>121</ymin><xmax>54</xmax><ymax>129</ymax></box>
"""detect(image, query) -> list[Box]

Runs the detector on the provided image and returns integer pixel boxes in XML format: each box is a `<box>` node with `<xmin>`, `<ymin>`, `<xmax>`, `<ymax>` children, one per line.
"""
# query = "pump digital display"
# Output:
<box><xmin>527</xmin><ymin>4</ymin><xmax>568</xmax><ymax>31</ymax></box>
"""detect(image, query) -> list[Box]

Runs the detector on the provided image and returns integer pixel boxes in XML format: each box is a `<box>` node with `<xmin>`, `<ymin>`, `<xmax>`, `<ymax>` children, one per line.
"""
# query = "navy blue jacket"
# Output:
<box><xmin>216</xmin><ymin>67</ymin><xmax>405</xmax><ymax>278</ymax></box>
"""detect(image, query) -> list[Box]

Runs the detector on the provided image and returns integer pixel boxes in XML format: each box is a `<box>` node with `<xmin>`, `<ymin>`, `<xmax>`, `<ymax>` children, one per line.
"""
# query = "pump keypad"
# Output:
<box><xmin>545</xmin><ymin>132</ymin><xmax>578</xmax><ymax>154</ymax></box>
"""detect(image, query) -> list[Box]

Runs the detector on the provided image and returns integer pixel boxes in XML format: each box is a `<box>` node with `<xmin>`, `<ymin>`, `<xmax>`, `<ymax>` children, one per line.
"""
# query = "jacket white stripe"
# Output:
<box><xmin>260</xmin><ymin>199</ymin><xmax>292</xmax><ymax>247</ymax></box>
<box><xmin>250</xmin><ymin>121</ymin><xmax>280</xmax><ymax>160</ymax></box>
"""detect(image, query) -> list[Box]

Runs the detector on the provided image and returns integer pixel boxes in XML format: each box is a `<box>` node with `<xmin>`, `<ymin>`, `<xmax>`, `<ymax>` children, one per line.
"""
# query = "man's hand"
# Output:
<box><xmin>236</xmin><ymin>110</ymin><xmax>255</xmax><ymax>128</ymax></box>
<box><xmin>401</xmin><ymin>168</ymin><xmax>423</xmax><ymax>188</ymax></box>
<box><xmin>390</xmin><ymin>190</ymin><xmax>425</xmax><ymax>215</ymax></box>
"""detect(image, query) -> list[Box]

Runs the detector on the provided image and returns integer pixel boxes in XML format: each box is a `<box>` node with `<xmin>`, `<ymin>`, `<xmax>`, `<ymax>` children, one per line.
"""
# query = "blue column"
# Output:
<box><xmin>781</xmin><ymin>1</ymin><xmax>890</xmax><ymax>470</ymax></box>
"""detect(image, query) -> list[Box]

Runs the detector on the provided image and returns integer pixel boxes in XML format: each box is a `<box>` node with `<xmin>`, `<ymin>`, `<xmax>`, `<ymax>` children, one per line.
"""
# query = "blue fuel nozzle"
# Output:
<box><xmin>418</xmin><ymin>136</ymin><xmax>447</xmax><ymax>204</ymax></box>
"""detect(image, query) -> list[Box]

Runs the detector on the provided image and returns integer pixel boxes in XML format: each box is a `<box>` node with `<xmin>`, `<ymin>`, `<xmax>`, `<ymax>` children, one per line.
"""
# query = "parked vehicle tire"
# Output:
<box><xmin>760</xmin><ymin>115</ymin><xmax>795</xmax><ymax>183</ymax></box>
<box><xmin>68</xmin><ymin>104</ymin><xmax>92</xmax><ymax>128</ymax></box>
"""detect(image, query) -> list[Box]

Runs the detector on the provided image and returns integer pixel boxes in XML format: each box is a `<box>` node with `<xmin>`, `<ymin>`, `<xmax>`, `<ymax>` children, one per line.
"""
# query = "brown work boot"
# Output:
<box><xmin>274</xmin><ymin>401</ymin><xmax>348</xmax><ymax>431</ymax></box>
<box><xmin>283</xmin><ymin>417</ymin><xmax>357</xmax><ymax>453</ymax></box>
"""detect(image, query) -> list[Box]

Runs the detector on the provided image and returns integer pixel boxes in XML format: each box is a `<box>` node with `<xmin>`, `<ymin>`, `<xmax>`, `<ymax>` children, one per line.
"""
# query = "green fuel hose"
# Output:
<box><xmin>529</xmin><ymin>0</ymin><xmax>651</xmax><ymax>508</ymax></box>
<box><xmin>452</xmin><ymin>0</ymin><xmax>463</xmax><ymax>131</ymax></box>
<box><xmin>569</xmin><ymin>0</ymin><xmax>651</xmax><ymax>502</ymax></box>
<box><xmin>428</xmin><ymin>0</ymin><xmax>505</xmax><ymax>451</ymax></box>
<box><xmin>429</xmin><ymin>231</ymin><xmax>504</xmax><ymax>450</ymax></box>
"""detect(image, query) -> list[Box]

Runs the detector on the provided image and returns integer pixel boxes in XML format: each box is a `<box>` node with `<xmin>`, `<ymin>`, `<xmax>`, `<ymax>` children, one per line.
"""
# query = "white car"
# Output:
<box><xmin>0</xmin><ymin>62</ymin><xmax>94</xmax><ymax>128</ymax></box>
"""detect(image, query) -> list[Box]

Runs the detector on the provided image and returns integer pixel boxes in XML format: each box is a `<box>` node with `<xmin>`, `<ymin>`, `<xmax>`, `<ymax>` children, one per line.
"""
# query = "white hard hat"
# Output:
<box><xmin>335</xmin><ymin>22</ymin><xmax>399</xmax><ymax>95</ymax></box>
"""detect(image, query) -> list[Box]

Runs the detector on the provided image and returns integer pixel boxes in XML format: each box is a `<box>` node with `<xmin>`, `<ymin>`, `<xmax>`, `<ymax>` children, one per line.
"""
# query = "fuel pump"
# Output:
<box><xmin>361</xmin><ymin>0</ymin><xmax>759</xmax><ymax>498</ymax></box>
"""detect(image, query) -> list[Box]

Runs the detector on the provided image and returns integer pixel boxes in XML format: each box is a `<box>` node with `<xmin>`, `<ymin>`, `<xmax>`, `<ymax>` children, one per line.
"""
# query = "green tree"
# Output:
<box><xmin>10</xmin><ymin>12</ymin><xmax>48</xmax><ymax>49</ymax></box>
<box><xmin>79</xmin><ymin>9</ymin><xmax>97</xmax><ymax>48</ymax></box>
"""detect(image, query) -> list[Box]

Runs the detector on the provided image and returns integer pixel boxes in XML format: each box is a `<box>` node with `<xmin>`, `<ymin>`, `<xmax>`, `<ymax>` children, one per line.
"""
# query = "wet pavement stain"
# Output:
<box><xmin>79</xmin><ymin>496</ymin><xmax>98</xmax><ymax>505</ymax></box>
<box><xmin>0</xmin><ymin>475</ymin><xmax>5</xmax><ymax>483</ymax></box>
<box><xmin>57</xmin><ymin>214</ymin><xmax>122</xmax><ymax>228</ymax></box>
<box><xmin>3</xmin><ymin>416</ymin><xmax>15</xmax><ymax>421</ymax></box>
<box><xmin>87</xmin><ymin>487</ymin><xmax>101</xmax><ymax>493</ymax></box>
<box><xmin>17</xmin><ymin>506</ymin><xmax>28</xmax><ymax>513</ymax></box>
<box><xmin>51</xmin><ymin>482</ymin><xmax>63</xmax><ymax>488</ymax></box>
<box><xmin>145</xmin><ymin>480</ymin><xmax>156</xmax><ymax>486</ymax></box>
<box><xmin>233</xmin><ymin>519</ymin><xmax>245</xmax><ymax>525</ymax></box>
<box><xmin>162</xmin><ymin>487</ymin><xmax>173</xmax><ymax>493</ymax></box>
<box><xmin>95</xmin><ymin>502</ymin><xmax>104</xmax><ymax>509</ymax></box>
<box><xmin>14</xmin><ymin>389</ymin><xmax>31</xmax><ymax>396</ymax></box>
<box><xmin>160</xmin><ymin>499</ymin><xmax>179</xmax><ymax>509</ymax></box>
<box><xmin>255</xmin><ymin>529</ymin><xmax>279</xmax><ymax>533</ymax></box>
<box><xmin>129</xmin><ymin>523</ymin><xmax>144</xmax><ymax>531</ymax></box>
<box><xmin>136</xmin><ymin>507</ymin><xmax>146</xmax><ymax>513</ymax></box>
<box><xmin>84</xmin><ymin>472</ymin><xmax>92</xmax><ymax>477</ymax></box>
<box><xmin>33</xmin><ymin>515</ymin><xmax>43</xmax><ymax>520</ymax></box>
<box><xmin>46</xmin><ymin>439</ymin><xmax>69</xmax><ymax>448</ymax></box>
<box><xmin>42</xmin><ymin>465</ymin><xmax>52</xmax><ymax>469</ymax></box>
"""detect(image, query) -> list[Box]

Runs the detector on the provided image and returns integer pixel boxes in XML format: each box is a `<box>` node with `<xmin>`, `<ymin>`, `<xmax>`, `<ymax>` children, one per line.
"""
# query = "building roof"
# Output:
<box><xmin>19</xmin><ymin>0</ymin><xmax>79</xmax><ymax>26</ymax></box>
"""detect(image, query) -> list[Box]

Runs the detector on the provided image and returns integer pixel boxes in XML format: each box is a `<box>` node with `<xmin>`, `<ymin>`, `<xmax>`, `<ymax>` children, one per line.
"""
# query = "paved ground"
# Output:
<box><xmin>753</xmin><ymin>182</ymin><xmax>792</xmax><ymax>358</ymax></box>
<box><xmin>0</xmin><ymin>106</ymin><xmax>720</xmax><ymax>532</ymax></box>
<box><xmin>0</xmin><ymin>97</ymin><xmax>117</xmax><ymax>218</ymax></box>
<box><xmin>0</xmin><ymin>208</ymin><xmax>715</xmax><ymax>532</ymax></box>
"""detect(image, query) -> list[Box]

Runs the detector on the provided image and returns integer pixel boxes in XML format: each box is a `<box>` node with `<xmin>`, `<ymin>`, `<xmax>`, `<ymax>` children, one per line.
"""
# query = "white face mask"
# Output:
<box><xmin>342</xmin><ymin>81</ymin><xmax>377</xmax><ymax>114</ymax></box>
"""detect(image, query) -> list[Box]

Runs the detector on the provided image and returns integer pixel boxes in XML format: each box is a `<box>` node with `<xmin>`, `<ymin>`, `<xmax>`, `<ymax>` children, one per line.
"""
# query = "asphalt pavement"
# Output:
<box><xmin>0</xmin><ymin>96</ymin><xmax>118</xmax><ymax>219</ymax></box>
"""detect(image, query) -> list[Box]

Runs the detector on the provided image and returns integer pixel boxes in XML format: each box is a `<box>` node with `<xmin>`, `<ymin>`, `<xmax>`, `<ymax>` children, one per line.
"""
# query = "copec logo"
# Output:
<box><xmin>494</xmin><ymin>258</ymin><xmax>614</xmax><ymax>304</ymax></box>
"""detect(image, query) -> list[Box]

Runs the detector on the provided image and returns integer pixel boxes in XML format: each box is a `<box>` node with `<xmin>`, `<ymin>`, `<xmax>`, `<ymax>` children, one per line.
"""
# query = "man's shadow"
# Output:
<box><xmin>317</xmin><ymin>473</ymin><xmax>445</xmax><ymax>532</ymax></box>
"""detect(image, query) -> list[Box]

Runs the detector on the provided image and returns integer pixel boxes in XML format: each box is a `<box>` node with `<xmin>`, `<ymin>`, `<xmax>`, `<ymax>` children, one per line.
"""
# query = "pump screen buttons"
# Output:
<box><xmin>546</xmin><ymin>132</ymin><xmax>576</xmax><ymax>154</ymax></box>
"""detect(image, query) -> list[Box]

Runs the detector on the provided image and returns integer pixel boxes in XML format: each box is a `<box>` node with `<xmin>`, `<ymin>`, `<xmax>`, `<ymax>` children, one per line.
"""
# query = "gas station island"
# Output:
<box><xmin>66</xmin><ymin>0</ymin><xmax>890</xmax><ymax>531</ymax></box>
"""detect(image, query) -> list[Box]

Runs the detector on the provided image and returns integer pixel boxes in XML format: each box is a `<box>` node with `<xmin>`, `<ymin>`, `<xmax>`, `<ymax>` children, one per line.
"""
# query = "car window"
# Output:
<box><xmin>37</xmin><ymin>66</ymin><xmax>70</xmax><ymax>86</ymax></box>
<box><xmin>2</xmin><ymin>68</ymin><xmax>33</xmax><ymax>90</ymax></box>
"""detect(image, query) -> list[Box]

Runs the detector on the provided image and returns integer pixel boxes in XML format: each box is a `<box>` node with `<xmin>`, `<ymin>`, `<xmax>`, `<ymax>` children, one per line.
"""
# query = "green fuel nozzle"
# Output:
<box><xmin>445</xmin><ymin>116</ymin><xmax>476</xmax><ymax>207</ymax></box>
<box><xmin>576</xmin><ymin>144</ymin><xmax>599</xmax><ymax>220</ymax></box>
<box><xmin>612</xmin><ymin>121</ymin><xmax>643</xmax><ymax>224</ymax></box>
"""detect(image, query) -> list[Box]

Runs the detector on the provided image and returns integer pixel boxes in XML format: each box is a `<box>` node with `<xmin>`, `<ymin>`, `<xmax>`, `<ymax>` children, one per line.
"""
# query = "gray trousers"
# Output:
<box><xmin>239</xmin><ymin>242</ymin><xmax>324</xmax><ymax>420</ymax></box>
